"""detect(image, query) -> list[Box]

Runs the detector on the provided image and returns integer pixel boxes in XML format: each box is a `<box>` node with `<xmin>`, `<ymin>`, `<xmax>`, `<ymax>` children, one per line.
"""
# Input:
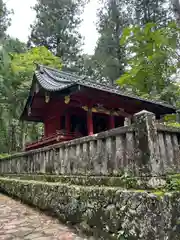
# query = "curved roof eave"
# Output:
<box><xmin>35</xmin><ymin>70</ymin><xmax>76</xmax><ymax>92</ymax></box>
<box><xmin>34</xmin><ymin>65</ymin><xmax>176</xmax><ymax>112</ymax></box>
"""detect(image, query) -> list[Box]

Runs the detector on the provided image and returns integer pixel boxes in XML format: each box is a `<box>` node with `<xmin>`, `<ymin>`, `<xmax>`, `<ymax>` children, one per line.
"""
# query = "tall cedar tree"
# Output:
<box><xmin>93</xmin><ymin>0</ymin><xmax>129</xmax><ymax>85</ymax></box>
<box><xmin>29</xmin><ymin>0</ymin><xmax>86</xmax><ymax>69</ymax></box>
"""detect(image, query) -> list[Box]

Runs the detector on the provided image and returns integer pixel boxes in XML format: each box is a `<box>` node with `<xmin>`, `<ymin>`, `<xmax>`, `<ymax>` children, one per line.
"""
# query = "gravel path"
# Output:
<box><xmin>0</xmin><ymin>194</ymin><xmax>87</xmax><ymax>240</ymax></box>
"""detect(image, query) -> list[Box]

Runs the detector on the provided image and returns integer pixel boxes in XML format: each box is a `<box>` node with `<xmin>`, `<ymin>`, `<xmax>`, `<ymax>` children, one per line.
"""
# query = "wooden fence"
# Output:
<box><xmin>0</xmin><ymin>110</ymin><xmax>180</xmax><ymax>176</ymax></box>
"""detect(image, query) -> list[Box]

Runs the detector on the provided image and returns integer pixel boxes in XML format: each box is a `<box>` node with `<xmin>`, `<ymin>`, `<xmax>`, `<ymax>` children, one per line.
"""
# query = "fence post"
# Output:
<box><xmin>133</xmin><ymin>110</ymin><xmax>161</xmax><ymax>176</ymax></box>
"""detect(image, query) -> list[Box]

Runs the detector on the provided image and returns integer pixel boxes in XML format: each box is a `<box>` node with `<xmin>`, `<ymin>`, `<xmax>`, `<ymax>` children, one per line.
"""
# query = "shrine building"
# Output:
<box><xmin>21</xmin><ymin>64</ymin><xmax>176</xmax><ymax>151</ymax></box>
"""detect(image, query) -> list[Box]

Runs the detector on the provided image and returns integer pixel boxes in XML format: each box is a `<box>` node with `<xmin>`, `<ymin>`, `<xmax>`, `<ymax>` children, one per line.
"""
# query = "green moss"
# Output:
<box><xmin>152</xmin><ymin>191</ymin><xmax>165</xmax><ymax>199</ymax></box>
<box><xmin>2</xmin><ymin>174</ymin><xmax>140</xmax><ymax>189</ymax></box>
<box><xmin>134</xmin><ymin>189</ymin><xmax>146</xmax><ymax>193</ymax></box>
<box><xmin>0</xmin><ymin>153</ymin><xmax>10</xmax><ymax>159</ymax></box>
<box><xmin>164</xmin><ymin>122</ymin><xmax>180</xmax><ymax>128</ymax></box>
<box><xmin>3</xmin><ymin>174</ymin><xmax>180</xmax><ymax>194</ymax></box>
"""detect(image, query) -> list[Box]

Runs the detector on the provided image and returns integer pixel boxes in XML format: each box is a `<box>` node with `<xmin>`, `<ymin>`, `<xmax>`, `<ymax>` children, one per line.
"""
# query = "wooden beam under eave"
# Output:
<box><xmin>81</xmin><ymin>105</ymin><xmax>131</xmax><ymax>118</ymax></box>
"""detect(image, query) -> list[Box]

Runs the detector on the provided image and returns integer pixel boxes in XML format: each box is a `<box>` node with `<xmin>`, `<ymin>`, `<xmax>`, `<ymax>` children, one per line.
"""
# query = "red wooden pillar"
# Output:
<box><xmin>87</xmin><ymin>108</ymin><xmax>93</xmax><ymax>135</ymax></box>
<box><xmin>109</xmin><ymin>115</ymin><xmax>115</xmax><ymax>129</ymax></box>
<box><xmin>65</xmin><ymin>112</ymin><xmax>71</xmax><ymax>134</ymax></box>
<box><xmin>54</xmin><ymin>115</ymin><xmax>61</xmax><ymax>131</ymax></box>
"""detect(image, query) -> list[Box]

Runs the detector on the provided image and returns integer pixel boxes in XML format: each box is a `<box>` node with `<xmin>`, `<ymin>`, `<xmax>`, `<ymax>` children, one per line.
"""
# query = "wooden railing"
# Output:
<box><xmin>0</xmin><ymin>111</ymin><xmax>180</xmax><ymax>176</ymax></box>
<box><xmin>25</xmin><ymin>130</ymin><xmax>82</xmax><ymax>151</ymax></box>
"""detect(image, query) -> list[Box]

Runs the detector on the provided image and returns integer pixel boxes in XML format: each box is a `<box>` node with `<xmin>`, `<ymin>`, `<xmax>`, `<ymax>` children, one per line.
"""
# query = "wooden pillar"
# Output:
<box><xmin>109</xmin><ymin>115</ymin><xmax>115</xmax><ymax>129</ymax></box>
<box><xmin>87</xmin><ymin>108</ymin><xmax>93</xmax><ymax>136</ymax></box>
<box><xmin>65</xmin><ymin>112</ymin><xmax>71</xmax><ymax>133</ymax></box>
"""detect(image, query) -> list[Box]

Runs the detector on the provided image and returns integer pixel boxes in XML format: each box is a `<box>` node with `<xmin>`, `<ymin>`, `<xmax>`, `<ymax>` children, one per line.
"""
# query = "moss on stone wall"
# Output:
<box><xmin>0</xmin><ymin>177</ymin><xmax>180</xmax><ymax>239</ymax></box>
<box><xmin>3</xmin><ymin>173</ymin><xmax>180</xmax><ymax>197</ymax></box>
<box><xmin>2</xmin><ymin>174</ymin><xmax>140</xmax><ymax>188</ymax></box>
<box><xmin>165</xmin><ymin>122</ymin><xmax>180</xmax><ymax>128</ymax></box>
<box><xmin>0</xmin><ymin>153</ymin><xmax>10</xmax><ymax>159</ymax></box>
<box><xmin>1</xmin><ymin>173</ymin><xmax>169</xmax><ymax>190</ymax></box>
<box><xmin>4</xmin><ymin>173</ymin><xmax>180</xmax><ymax>192</ymax></box>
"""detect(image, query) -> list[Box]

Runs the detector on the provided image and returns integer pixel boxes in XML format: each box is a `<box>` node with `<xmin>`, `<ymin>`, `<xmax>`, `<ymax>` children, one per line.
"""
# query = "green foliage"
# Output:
<box><xmin>4</xmin><ymin>37</ymin><xmax>27</xmax><ymax>53</ymax></box>
<box><xmin>0</xmin><ymin>44</ymin><xmax>62</xmax><ymax>154</ymax></box>
<box><xmin>117</xmin><ymin>22</ymin><xmax>180</xmax><ymax>105</ymax></box>
<box><xmin>161</xmin><ymin>113</ymin><xmax>180</xmax><ymax>128</ymax></box>
<box><xmin>11</xmin><ymin>46</ymin><xmax>62</xmax><ymax>77</ymax></box>
<box><xmin>166</xmin><ymin>176</ymin><xmax>180</xmax><ymax>191</ymax></box>
<box><xmin>163</xmin><ymin>114</ymin><xmax>176</xmax><ymax>122</ymax></box>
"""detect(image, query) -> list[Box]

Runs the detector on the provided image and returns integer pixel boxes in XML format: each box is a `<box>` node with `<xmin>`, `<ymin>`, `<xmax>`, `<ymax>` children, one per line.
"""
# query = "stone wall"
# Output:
<box><xmin>0</xmin><ymin>111</ymin><xmax>180</xmax><ymax>176</ymax></box>
<box><xmin>0</xmin><ymin>176</ymin><xmax>180</xmax><ymax>239</ymax></box>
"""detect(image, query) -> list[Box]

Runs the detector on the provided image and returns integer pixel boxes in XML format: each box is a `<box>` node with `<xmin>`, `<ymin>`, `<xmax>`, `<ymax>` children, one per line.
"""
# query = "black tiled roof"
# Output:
<box><xmin>35</xmin><ymin>64</ymin><xmax>176</xmax><ymax>111</ymax></box>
